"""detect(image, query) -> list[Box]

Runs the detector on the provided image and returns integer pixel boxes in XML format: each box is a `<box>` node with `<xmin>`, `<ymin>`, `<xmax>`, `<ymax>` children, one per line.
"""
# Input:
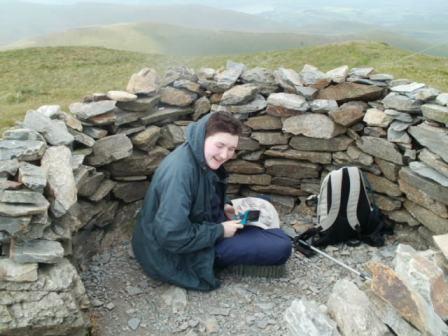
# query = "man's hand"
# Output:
<box><xmin>224</xmin><ymin>204</ymin><xmax>236</xmax><ymax>220</ymax></box>
<box><xmin>221</xmin><ymin>220</ymin><xmax>243</xmax><ymax>238</ymax></box>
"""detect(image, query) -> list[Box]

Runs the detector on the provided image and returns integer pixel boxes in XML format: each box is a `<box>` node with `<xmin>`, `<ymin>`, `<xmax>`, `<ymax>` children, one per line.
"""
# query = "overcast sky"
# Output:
<box><xmin>16</xmin><ymin>0</ymin><xmax>448</xmax><ymax>14</ymax></box>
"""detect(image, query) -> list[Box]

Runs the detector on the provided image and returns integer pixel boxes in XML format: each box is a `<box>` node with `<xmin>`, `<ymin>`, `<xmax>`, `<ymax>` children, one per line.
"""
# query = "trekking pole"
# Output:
<box><xmin>297</xmin><ymin>239</ymin><xmax>372</xmax><ymax>281</ymax></box>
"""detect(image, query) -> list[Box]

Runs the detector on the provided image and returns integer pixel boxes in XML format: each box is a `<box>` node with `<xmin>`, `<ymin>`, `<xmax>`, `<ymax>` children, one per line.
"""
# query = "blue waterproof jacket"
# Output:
<box><xmin>132</xmin><ymin>113</ymin><xmax>226</xmax><ymax>291</ymax></box>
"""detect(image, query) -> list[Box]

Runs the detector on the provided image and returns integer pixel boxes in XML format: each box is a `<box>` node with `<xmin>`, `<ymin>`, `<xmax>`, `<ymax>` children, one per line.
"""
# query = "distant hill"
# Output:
<box><xmin>294</xmin><ymin>21</ymin><xmax>448</xmax><ymax>57</ymax></box>
<box><xmin>0</xmin><ymin>1</ymin><xmax>295</xmax><ymax>46</ymax></box>
<box><xmin>2</xmin><ymin>1</ymin><xmax>447</xmax><ymax>57</ymax></box>
<box><xmin>1</xmin><ymin>41</ymin><xmax>447</xmax><ymax>132</ymax></box>
<box><xmin>5</xmin><ymin>19</ymin><xmax>447</xmax><ymax>58</ymax></box>
<box><xmin>256</xmin><ymin>2</ymin><xmax>448</xmax><ymax>57</ymax></box>
<box><xmin>2</xmin><ymin>22</ymin><xmax>341</xmax><ymax>56</ymax></box>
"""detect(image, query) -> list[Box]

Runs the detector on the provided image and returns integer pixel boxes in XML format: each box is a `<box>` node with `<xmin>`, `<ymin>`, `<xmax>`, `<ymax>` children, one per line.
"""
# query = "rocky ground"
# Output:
<box><xmin>80</xmin><ymin>214</ymin><xmax>430</xmax><ymax>336</ymax></box>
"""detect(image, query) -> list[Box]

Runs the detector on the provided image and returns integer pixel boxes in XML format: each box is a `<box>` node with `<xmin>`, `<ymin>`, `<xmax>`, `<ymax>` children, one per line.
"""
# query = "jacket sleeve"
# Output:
<box><xmin>152</xmin><ymin>166</ymin><xmax>224</xmax><ymax>254</ymax></box>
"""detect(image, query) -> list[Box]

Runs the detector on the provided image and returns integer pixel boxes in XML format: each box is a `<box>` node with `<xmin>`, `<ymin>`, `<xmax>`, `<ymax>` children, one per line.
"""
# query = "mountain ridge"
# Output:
<box><xmin>4</xmin><ymin>20</ymin><xmax>446</xmax><ymax>57</ymax></box>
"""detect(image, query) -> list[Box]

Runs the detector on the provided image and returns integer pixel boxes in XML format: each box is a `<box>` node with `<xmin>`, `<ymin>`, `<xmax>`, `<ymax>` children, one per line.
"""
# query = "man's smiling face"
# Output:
<box><xmin>203</xmin><ymin>132</ymin><xmax>239</xmax><ymax>170</ymax></box>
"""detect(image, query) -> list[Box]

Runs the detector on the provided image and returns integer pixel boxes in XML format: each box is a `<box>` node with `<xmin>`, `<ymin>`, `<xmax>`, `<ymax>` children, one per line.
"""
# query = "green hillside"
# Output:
<box><xmin>1</xmin><ymin>41</ymin><xmax>447</xmax><ymax>132</ymax></box>
<box><xmin>4</xmin><ymin>22</ymin><xmax>336</xmax><ymax>56</ymax></box>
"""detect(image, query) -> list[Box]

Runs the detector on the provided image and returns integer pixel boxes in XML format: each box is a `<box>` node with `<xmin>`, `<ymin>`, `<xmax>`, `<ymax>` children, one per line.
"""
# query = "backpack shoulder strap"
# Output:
<box><xmin>359</xmin><ymin>168</ymin><xmax>374</xmax><ymax>209</ymax></box>
<box><xmin>346</xmin><ymin>167</ymin><xmax>362</xmax><ymax>231</ymax></box>
<box><xmin>316</xmin><ymin>173</ymin><xmax>330</xmax><ymax>224</ymax></box>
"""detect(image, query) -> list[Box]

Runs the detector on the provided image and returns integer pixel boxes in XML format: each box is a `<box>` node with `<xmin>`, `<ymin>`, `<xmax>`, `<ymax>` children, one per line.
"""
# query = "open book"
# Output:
<box><xmin>231</xmin><ymin>197</ymin><xmax>280</xmax><ymax>230</ymax></box>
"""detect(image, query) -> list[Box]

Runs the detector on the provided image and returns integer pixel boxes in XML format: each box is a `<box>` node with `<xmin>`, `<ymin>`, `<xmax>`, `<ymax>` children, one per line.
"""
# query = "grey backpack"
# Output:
<box><xmin>304</xmin><ymin>166</ymin><xmax>385</xmax><ymax>247</ymax></box>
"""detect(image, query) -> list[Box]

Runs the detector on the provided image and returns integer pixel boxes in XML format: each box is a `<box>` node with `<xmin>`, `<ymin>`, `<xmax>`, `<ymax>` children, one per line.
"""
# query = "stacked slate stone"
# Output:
<box><xmin>215</xmin><ymin>63</ymin><xmax>447</xmax><ymax>235</ymax></box>
<box><xmin>0</xmin><ymin>106</ymin><xmax>90</xmax><ymax>335</ymax></box>
<box><xmin>1</xmin><ymin>60</ymin><xmax>448</xmax><ymax>335</ymax></box>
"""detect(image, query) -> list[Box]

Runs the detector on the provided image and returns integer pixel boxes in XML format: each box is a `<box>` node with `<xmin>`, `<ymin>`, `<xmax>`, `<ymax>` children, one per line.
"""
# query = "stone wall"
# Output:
<box><xmin>1</xmin><ymin>61</ymin><xmax>448</xmax><ymax>334</ymax></box>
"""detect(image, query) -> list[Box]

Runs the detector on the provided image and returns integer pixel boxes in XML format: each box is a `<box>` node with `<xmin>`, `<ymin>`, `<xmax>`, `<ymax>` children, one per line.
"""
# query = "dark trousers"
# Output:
<box><xmin>214</xmin><ymin>226</ymin><xmax>292</xmax><ymax>268</ymax></box>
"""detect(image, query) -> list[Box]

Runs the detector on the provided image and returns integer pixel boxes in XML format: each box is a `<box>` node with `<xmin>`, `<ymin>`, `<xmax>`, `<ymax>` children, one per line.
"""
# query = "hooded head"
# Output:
<box><xmin>186</xmin><ymin>112</ymin><xmax>242</xmax><ymax>170</ymax></box>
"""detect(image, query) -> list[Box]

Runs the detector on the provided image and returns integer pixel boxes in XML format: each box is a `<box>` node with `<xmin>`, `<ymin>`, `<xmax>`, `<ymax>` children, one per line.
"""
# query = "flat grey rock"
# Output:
<box><xmin>267</xmin><ymin>92</ymin><xmax>308</xmax><ymax>112</ymax></box>
<box><xmin>86</xmin><ymin>134</ymin><xmax>133</xmax><ymax>166</ymax></box>
<box><xmin>116</xmin><ymin>95</ymin><xmax>160</xmax><ymax>113</ymax></box>
<box><xmin>251</xmin><ymin>132</ymin><xmax>290</xmax><ymax>146</ymax></box>
<box><xmin>41</xmin><ymin>146</ymin><xmax>77</xmax><ymax>217</ymax></box>
<box><xmin>408</xmin><ymin>122</ymin><xmax>448</xmax><ymax>163</ymax></box>
<box><xmin>108</xmin><ymin>147</ymin><xmax>168</xmax><ymax>177</ymax></box>
<box><xmin>409</xmin><ymin>161</ymin><xmax>448</xmax><ymax>187</ymax></box>
<box><xmin>159</xmin><ymin>87</ymin><xmax>197</xmax><ymax>107</ymax></box>
<box><xmin>326</xmin><ymin>65</ymin><xmax>349</xmax><ymax>83</ymax></box>
<box><xmin>126</xmin><ymin>67</ymin><xmax>160</xmax><ymax>95</ymax></box>
<box><xmin>421</xmin><ymin>104</ymin><xmax>448</xmax><ymax>125</ymax></box>
<box><xmin>329</xmin><ymin>101</ymin><xmax>366</xmax><ymax>127</ymax></box>
<box><xmin>384</xmin><ymin>109</ymin><xmax>414</xmax><ymax>122</ymax></box>
<box><xmin>391</xmin><ymin>82</ymin><xmax>425</xmax><ymax>93</ymax></box>
<box><xmin>0</xmin><ymin>140</ymin><xmax>46</xmax><ymax>161</ymax></box>
<box><xmin>290</xmin><ymin>135</ymin><xmax>353</xmax><ymax>152</ymax></box>
<box><xmin>317</xmin><ymin>82</ymin><xmax>384</xmax><ymax>103</ymax></box>
<box><xmin>215</xmin><ymin>61</ymin><xmax>245</xmax><ymax>90</ymax></box>
<box><xmin>274</xmin><ymin>67</ymin><xmax>302</xmax><ymax>92</ymax></box>
<box><xmin>399</xmin><ymin>167</ymin><xmax>448</xmax><ymax>205</ymax></box>
<box><xmin>410</xmin><ymin>87</ymin><xmax>439</xmax><ymax>101</ymax></box>
<box><xmin>220</xmin><ymin>84</ymin><xmax>258</xmax><ymax>106</ymax></box>
<box><xmin>211</xmin><ymin>94</ymin><xmax>266</xmax><ymax>114</ymax></box>
<box><xmin>382</xmin><ymin>92</ymin><xmax>421</xmax><ymax>113</ymax></box>
<box><xmin>363</xmin><ymin>108</ymin><xmax>393</xmax><ymax>127</ymax></box>
<box><xmin>0</xmin><ymin>190</ymin><xmax>48</xmax><ymax>205</ymax></box>
<box><xmin>23</xmin><ymin>110</ymin><xmax>74</xmax><ymax>146</ymax></box>
<box><xmin>356</xmin><ymin>136</ymin><xmax>403</xmax><ymax>165</ymax></box>
<box><xmin>419</xmin><ymin>149</ymin><xmax>448</xmax><ymax>179</ymax></box>
<box><xmin>82</xmin><ymin>126</ymin><xmax>108</xmax><ymax>139</ymax></box>
<box><xmin>241</xmin><ymin>67</ymin><xmax>278</xmax><ymax>95</ymax></box>
<box><xmin>106</xmin><ymin>90</ymin><xmax>137</xmax><ymax>102</ymax></box>
<box><xmin>11</xmin><ymin>239</ymin><xmax>64</xmax><ymax>264</ymax></box>
<box><xmin>18</xmin><ymin>162</ymin><xmax>46</xmax><ymax>193</ymax></box>
<box><xmin>2</xmin><ymin>128</ymin><xmax>46</xmax><ymax>142</ymax></box>
<box><xmin>77</xmin><ymin>171</ymin><xmax>105</xmax><ymax>198</ymax></box>
<box><xmin>141</xmin><ymin>107</ymin><xmax>193</xmax><ymax>125</ymax></box>
<box><xmin>310</xmin><ymin>99</ymin><xmax>338</xmax><ymax>113</ymax></box>
<box><xmin>436</xmin><ymin>93</ymin><xmax>448</xmax><ymax>106</ymax></box>
<box><xmin>327</xmin><ymin>279</ymin><xmax>389</xmax><ymax>336</ymax></box>
<box><xmin>173</xmin><ymin>79</ymin><xmax>201</xmax><ymax>93</ymax></box>
<box><xmin>112</xmin><ymin>181</ymin><xmax>149</xmax><ymax>203</ymax></box>
<box><xmin>70</xmin><ymin>100</ymin><xmax>116</xmax><ymax>120</ymax></box>
<box><xmin>299</xmin><ymin>64</ymin><xmax>330</xmax><ymax>89</ymax></box>
<box><xmin>69</xmin><ymin>128</ymin><xmax>95</xmax><ymax>147</ymax></box>
<box><xmin>0</xmin><ymin>258</ymin><xmax>38</xmax><ymax>282</ymax></box>
<box><xmin>284</xmin><ymin>299</ymin><xmax>340</xmax><ymax>336</ymax></box>
<box><xmin>193</xmin><ymin>96</ymin><xmax>211</xmax><ymax>121</ymax></box>
<box><xmin>283</xmin><ymin>113</ymin><xmax>346</xmax><ymax>139</ymax></box>
<box><xmin>36</xmin><ymin>105</ymin><xmax>61</xmax><ymax>118</ymax></box>
<box><xmin>131</xmin><ymin>126</ymin><xmax>161</xmax><ymax>152</ymax></box>
<box><xmin>369</xmin><ymin>73</ymin><xmax>394</xmax><ymax>81</ymax></box>
<box><xmin>158</xmin><ymin>124</ymin><xmax>185</xmax><ymax>150</ymax></box>
<box><xmin>387</xmin><ymin>128</ymin><xmax>411</xmax><ymax>144</ymax></box>
<box><xmin>89</xmin><ymin>179</ymin><xmax>116</xmax><ymax>202</ymax></box>
<box><xmin>0</xmin><ymin>216</ymin><xmax>31</xmax><ymax>236</ymax></box>
<box><xmin>0</xmin><ymin>159</ymin><xmax>19</xmax><ymax>177</ymax></box>
<box><xmin>349</xmin><ymin>67</ymin><xmax>374</xmax><ymax>78</ymax></box>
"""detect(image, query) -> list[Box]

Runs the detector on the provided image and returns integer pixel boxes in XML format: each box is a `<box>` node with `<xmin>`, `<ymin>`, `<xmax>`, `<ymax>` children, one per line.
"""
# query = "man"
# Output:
<box><xmin>132</xmin><ymin>112</ymin><xmax>291</xmax><ymax>291</ymax></box>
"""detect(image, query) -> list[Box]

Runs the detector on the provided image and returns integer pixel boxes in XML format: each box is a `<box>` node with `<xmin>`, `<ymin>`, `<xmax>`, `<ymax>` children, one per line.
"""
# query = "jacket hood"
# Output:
<box><xmin>186</xmin><ymin>112</ymin><xmax>213</xmax><ymax>169</ymax></box>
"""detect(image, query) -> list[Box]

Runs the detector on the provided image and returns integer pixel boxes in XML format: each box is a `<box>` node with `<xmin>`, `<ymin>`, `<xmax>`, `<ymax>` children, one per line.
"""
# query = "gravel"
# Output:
<box><xmin>81</xmin><ymin>214</ymin><xmax>429</xmax><ymax>336</ymax></box>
